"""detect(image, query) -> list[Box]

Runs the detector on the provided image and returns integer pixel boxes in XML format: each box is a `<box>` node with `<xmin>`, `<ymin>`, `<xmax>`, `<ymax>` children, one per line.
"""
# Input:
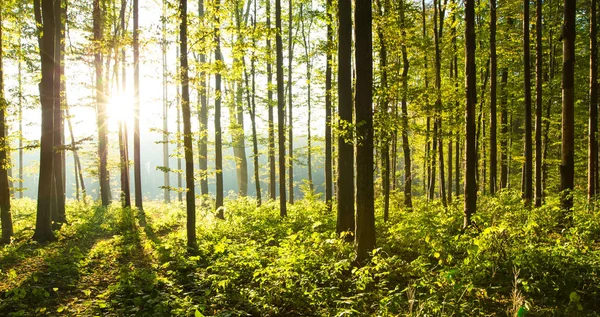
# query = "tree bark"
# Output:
<box><xmin>464</xmin><ymin>0</ymin><xmax>477</xmax><ymax>228</ymax></box>
<box><xmin>215</xmin><ymin>0</ymin><xmax>224</xmax><ymax>218</ymax></box>
<box><xmin>162</xmin><ymin>0</ymin><xmax>170</xmax><ymax>203</ymax></box>
<box><xmin>197</xmin><ymin>0</ymin><xmax>208</xmax><ymax>196</ymax></box>
<box><xmin>133</xmin><ymin>0</ymin><xmax>143</xmax><ymax>211</ymax></box>
<box><xmin>561</xmin><ymin>0</ymin><xmax>575</xmax><ymax>214</ymax></box>
<box><xmin>325</xmin><ymin>0</ymin><xmax>333</xmax><ymax>210</ymax></box>
<box><xmin>489</xmin><ymin>0</ymin><xmax>497</xmax><ymax>195</ymax></box>
<box><xmin>34</xmin><ymin>0</ymin><xmax>57</xmax><ymax>242</ymax></box>
<box><xmin>287</xmin><ymin>0</ymin><xmax>294</xmax><ymax>203</ymax></box>
<box><xmin>400</xmin><ymin>0</ymin><xmax>411</xmax><ymax>209</ymax></box>
<box><xmin>354</xmin><ymin>0</ymin><xmax>375</xmax><ymax>264</ymax></box>
<box><xmin>523</xmin><ymin>0</ymin><xmax>533</xmax><ymax>204</ymax></box>
<box><xmin>589</xmin><ymin>0</ymin><xmax>598</xmax><ymax>204</ymax></box>
<box><xmin>119</xmin><ymin>0</ymin><xmax>131</xmax><ymax>208</ymax></box>
<box><xmin>336</xmin><ymin>0</ymin><xmax>354</xmax><ymax>237</ymax></box>
<box><xmin>276</xmin><ymin>0</ymin><xmax>287</xmax><ymax>216</ymax></box>
<box><xmin>500</xmin><ymin>69</ymin><xmax>509</xmax><ymax>189</ymax></box>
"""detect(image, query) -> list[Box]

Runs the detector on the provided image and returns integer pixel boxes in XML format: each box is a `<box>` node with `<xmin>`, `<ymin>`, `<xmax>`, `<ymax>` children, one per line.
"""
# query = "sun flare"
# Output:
<box><xmin>106</xmin><ymin>93</ymin><xmax>134</xmax><ymax>127</ymax></box>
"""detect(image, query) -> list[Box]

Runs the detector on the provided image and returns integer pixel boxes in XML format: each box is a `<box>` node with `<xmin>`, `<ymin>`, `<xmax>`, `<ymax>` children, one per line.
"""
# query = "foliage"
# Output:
<box><xmin>1</xmin><ymin>193</ymin><xmax>599</xmax><ymax>316</ymax></box>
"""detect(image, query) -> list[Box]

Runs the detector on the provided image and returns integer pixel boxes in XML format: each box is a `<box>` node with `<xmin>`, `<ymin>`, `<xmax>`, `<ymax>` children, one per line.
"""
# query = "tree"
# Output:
<box><xmin>464</xmin><ymin>0</ymin><xmax>477</xmax><ymax>228</ymax></box>
<box><xmin>0</xmin><ymin>2</ymin><xmax>13</xmax><ymax>243</ymax></box>
<box><xmin>523</xmin><ymin>0</ymin><xmax>533</xmax><ymax>205</ymax></box>
<box><xmin>336</xmin><ymin>0</ymin><xmax>354</xmax><ymax>237</ymax></box>
<box><xmin>489</xmin><ymin>0</ymin><xmax>497</xmax><ymax>195</ymax></box>
<box><xmin>534</xmin><ymin>0</ymin><xmax>543</xmax><ymax>207</ymax></box>
<box><xmin>215</xmin><ymin>0</ymin><xmax>225</xmax><ymax>218</ymax></box>
<box><xmin>197</xmin><ymin>0</ymin><xmax>209</xmax><ymax>196</ymax></box>
<box><xmin>95</xmin><ymin>0</ymin><xmax>110</xmax><ymax>207</ymax></box>
<box><xmin>52</xmin><ymin>0</ymin><xmax>66</xmax><ymax>224</ymax></box>
<box><xmin>400</xmin><ymin>0</ymin><xmax>411</xmax><ymax>208</ymax></box>
<box><xmin>324</xmin><ymin>0</ymin><xmax>333</xmax><ymax>210</ymax></box>
<box><xmin>276</xmin><ymin>0</ymin><xmax>287</xmax><ymax>216</ymax></box>
<box><xmin>179</xmin><ymin>0</ymin><xmax>197</xmax><ymax>250</ymax></box>
<box><xmin>287</xmin><ymin>0</ymin><xmax>294</xmax><ymax>204</ymax></box>
<box><xmin>561</xmin><ymin>0</ymin><xmax>575</xmax><ymax>214</ymax></box>
<box><xmin>354</xmin><ymin>0</ymin><xmax>374</xmax><ymax>263</ymax></box>
<box><xmin>589</xmin><ymin>0</ymin><xmax>597</xmax><ymax>204</ymax></box>
<box><xmin>162</xmin><ymin>0</ymin><xmax>171</xmax><ymax>203</ymax></box>
<box><xmin>119</xmin><ymin>0</ymin><xmax>131</xmax><ymax>208</ymax></box>
<box><xmin>133</xmin><ymin>0</ymin><xmax>143</xmax><ymax>211</ymax></box>
<box><xmin>267</xmin><ymin>0</ymin><xmax>276</xmax><ymax>201</ymax></box>
<box><xmin>33</xmin><ymin>0</ymin><xmax>57</xmax><ymax>242</ymax></box>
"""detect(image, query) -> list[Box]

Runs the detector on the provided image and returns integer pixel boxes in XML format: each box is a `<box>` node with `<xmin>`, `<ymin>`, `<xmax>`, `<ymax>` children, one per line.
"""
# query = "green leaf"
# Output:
<box><xmin>195</xmin><ymin>310</ymin><xmax>205</xmax><ymax>317</ymax></box>
<box><xmin>517</xmin><ymin>306</ymin><xmax>528</xmax><ymax>317</ymax></box>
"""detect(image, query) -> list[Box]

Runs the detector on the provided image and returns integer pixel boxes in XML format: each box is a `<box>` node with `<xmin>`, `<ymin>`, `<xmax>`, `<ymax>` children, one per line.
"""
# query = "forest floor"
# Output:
<box><xmin>1</xmin><ymin>191</ymin><xmax>600</xmax><ymax>316</ymax></box>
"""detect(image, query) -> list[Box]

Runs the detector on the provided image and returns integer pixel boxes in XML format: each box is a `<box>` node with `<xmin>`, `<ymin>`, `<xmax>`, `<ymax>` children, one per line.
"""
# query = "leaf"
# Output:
<box><xmin>517</xmin><ymin>306</ymin><xmax>528</xmax><ymax>317</ymax></box>
<box><xmin>195</xmin><ymin>309</ymin><xmax>205</xmax><ymax>317</ymax></box>
<box><xmin>57</xmin><ymin>306</ymin><xmax>66</xmax><ymax>313</ymax></box>
<box><xmin>433</xmin><ymin>252</ymin><xmax>440</xmax><ymax>259</ymax></box>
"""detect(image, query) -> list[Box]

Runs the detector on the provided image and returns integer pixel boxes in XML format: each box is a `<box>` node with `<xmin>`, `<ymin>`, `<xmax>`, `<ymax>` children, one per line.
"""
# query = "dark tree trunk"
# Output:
<box><xmin>376</xmin><ymin>0</ymin><xmax>390</xmax><ymax>221</ymax></box>
<box><xmin>534</xmin><ymin>0</ymin><xmax>544</xmax><ymax>206</ymax></box>
<box><xmin>215</xmin><ymin>0</ymin><xmax>224</xmax><ymax>218</ymax></box>
<box><xmin>489</xmin><ymin>0</ymin><xmax>497</xmax><ymax>195</ymax></box>
<box><xmin>523</xmin><ymin>0</ymin><xmax>533</xmax><ymax>204</ymax></box>
<box><xmin>336</xmin><ymin>0</ymin><xmax>354</xmax><ymax>237</ymax></box>
<box><xmin>94</xmin><ymin>0</ymin><xmax>110</xmax><ymax>207</ymax></box>
<box><xmin>52</xmin><ymin>0</ymin><xmax>66</xmax><ymax>224</ymax></box>
<box><xmin>276</xmin><ymin>0</ymin><xmax>287</xmax><ymax>216</ymax></box>
<box><xmin>33</xmin><ymin>0</ymin><xmax>56</xmax><ymax>242</ymax></box>
<box><xmin>133</xmin><ymin>0</ymin><xmax>143</xmax><ymax>211</ymax></box>
<box><xmin>354</xmin><ymin>0</ymin><xmax>375</xmax><ymax>264</ymax></box>
<box><xmin>561</xmin><ymin>0</ymin><xmax>575</xmax><ymax>213</ymax></box>
<box><xmin>433</xmin><ymin>0</ymin><xmax>447</xmax><ymax>207</ymax></box>
<box><xmin>0</xmin><ymin>4</ymin><xmax>13</xmax><ymax>243</ymax></box>
<box><xmin>179</xmin><ymin>0</ymin><xmax>197</xmax><ymax>250</ymax></box>
<box><xmin>499</xmin><ymin>69</ymin><xmax>508</xmax><ymax>189</ymax></box>
<box><xmin>464</xmin><ymin>0</ymin><xmax>477</xmax><ymax>228</ymax></box>
<box><xmin>589</xmin><ymin>0</ymin><xmax>598</xmax><ymax>204</ymax></box>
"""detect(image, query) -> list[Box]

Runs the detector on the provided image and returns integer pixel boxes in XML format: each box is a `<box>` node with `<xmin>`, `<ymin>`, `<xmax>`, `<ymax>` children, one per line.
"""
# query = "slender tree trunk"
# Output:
<box><xmin>534</xmin><ymin>0</ymin><xmax>544</xmax><ymax>206</ymax></box>
<box><xmin>179</xmin><ymin>0</ymin><xmax>197</xmax><ymax>250</ymax></box>
<box><xmin>400</xmin><ymin>15</ymin><xmax>411</xmax><ymax>208</ymax></box>
<box><xmin>300</xmin><ymin>4</ymin><xmax>313</xmax><ymax>193</ymax></box>
<box><xmin>18</xmin><ymin>29</ymin><xmax>23</xmax><ymax>199</ymax></box>
<box><xmin>336</xmin><ymin>0</ymin><xmax>354</xmax><ymax>237</ymax></box>
<box><xmin>433</xmin><ymin>0</ymin><xmax>447</xmax><ymax>207</ymax></box>
<box><xmin>0</xmin><ymin>4</ymin><xmax>13</xmax><ymax>243</ymax></box>
<box><xmin>53</xmin><ymin>0</ymin><xmax>65</xmax><ymax>223</ymax></box>
<box><xmin>377</xmin><ymin>0</ymin><xmax>390</xmax><ymax>220</ymax></box>
<box><xmin>176</xmin><ymin>57</ymin><xmax>183</xmax><ymax>203</ymax></box>
<box><xmin>325</xmin><ymin>0</ymin><xmax>333</xmax><ymax>210</ymax></box>
<box><xmin>162</xmin><ymin>0</ymin><xmax>170</xmax><ymax>203</ymax></box>
<box><xmin>287</xmin><ymin>0</ymin><xmax>294</xmax><ymax>204</ymax></box>
<box><xmin>354</xmin><ymin>0</ymin><xmax>375</xmax><ymax>264</ymax></box>
<box><xmin>464</xmin><ymin>0</ymin><xmax>477</xmax><ymax>228</ymax></box>
<box><xmin>215</xmin><ymin>0</ymin><xmax>225</xmax><ymax>218</ymax></box>
<box><xmin>133</xmin><ymin>0</ymin><xmax>143</xmax><ymax>211</ymax></box>
<box><xmin>276</xmin><ymin>0</ymin><xmax>287</xmax><ymax>216</ymax></box>
<box><xmin>561</xmin><ymin>0</ymin><xmax>575</xmax><ymax>214</ymax></box>
<box><xmin>500</xmin><ymin>69</ymin><xmax>508</xmax><ymax>189</ymax></box>
<box><xmin>523</xmin><ymin>0</ymin><xmax>533</xmax><ymax>204</ymax></box>
<box><xmin>266</xmin><ymin>0</ymin><xmax>276</xmax><ymax>201</ymax></box>
<box><xmin>119</xmin><ymin>0</ymin><xmax>131</xmax><ymax>208</ymax></box>
<box><xmin>197</xmin><ymin>0</ymin><xmax>208</xmax><ymax>196</ymax></box>
<box><xmin>33</xmin><ymin>0</ymin><xmax>56</xmax><ymax>242</ymax></box>
<box><xmin>489</xmin><ymin>0</ymin><xmax>497</xmax><ymax>195</ymax></box>
<box><xmin>453</xmin><ymin>3</ymin><xmax>460</xmax><ymax>197</ymax></box>
<box><xmin>589</xmin><ymin>0</ymin><xmax>598</xmax><ymax>204</ymax></box>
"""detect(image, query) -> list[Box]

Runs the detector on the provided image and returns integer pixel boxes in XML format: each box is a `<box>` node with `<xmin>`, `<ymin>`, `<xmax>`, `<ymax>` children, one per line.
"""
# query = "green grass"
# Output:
<box><xmin>1</xmin><ymin>191</ymin><xmax>600</xmax><ymax>316</ymax></box>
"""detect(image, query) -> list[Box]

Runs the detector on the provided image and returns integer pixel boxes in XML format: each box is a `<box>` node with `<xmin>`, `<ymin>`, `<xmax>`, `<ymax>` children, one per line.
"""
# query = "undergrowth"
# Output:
<box><xmin>1</xmin><ymin>190</ymin><xmax>599</xmax><ymax>316</ymax></box>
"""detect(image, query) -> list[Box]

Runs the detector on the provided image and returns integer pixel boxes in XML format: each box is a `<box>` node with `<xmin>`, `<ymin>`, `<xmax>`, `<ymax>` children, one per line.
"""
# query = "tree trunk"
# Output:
<box><xmin>500</xmin><ymin>69</ymin><xmax>508</xmax><ymax>189</ymax></box>
<box><xmin>354</xmin><ymin>0</ymin><xmax>375</xmax><ymax>264</ymax></box>
<box><xmin>376</xmin><ymin>0</ymin><xmax>390</xmax><ymax>220</ymax></box>
<box><xmin>561</xmin><ymin>0</ymin><xmax>575</xmax><ymax>214</ymax></box>
<box><xmin>523</xmin><ymin>0</ymin><xmax>533</xmax><ymax>204</ymax></box>
<box><xmin>33</xmin><ymin>0</ymin><xmax>56</xmax><ymax>242</ymax></box>
<box><xmin>325</xmin><ymin>0</ymin><xmax>333</xmax><ymax>210</ymax></box>
<box><xmin>94</xmin><ymin>0</ymin><xmax>110</xmax><ymax>207</ymax></box>
<box><xmin>119</xmin><ymin>0</ymin><xmax>131</xmax><ymax>208</ymax></box>
<box><xmin>589</xmin><ymin>0</ymin><xmax>598</xmax><ymax>204</ymax></box>
<box><xmin>276</xmin><ymin>0</ymin><xmax>287</xmax><ymax>216</ymax></box>
<box><xmin>179</xmin><ymin>0</ymin><xmax>197</xmax><ymax>250</ymax></box>
<box><xmin>534</xmin><ymin>0</ymin><xmax>544</xmax><ymax>206</ymax></box>
<box><xmin>177</xmin><ymin>59</ymin><xmax>183</xmax><ymax>203</ymax></box>
<box><xmin>400</xmin><ymin>0</ymin><xmax>411</xmax><ymax>208</ymax></box>
<box><xmin>464</xmin><ymin>0</ymin><xmax>477</xmax><ymax>228</ymax></box>
<box><xmin>133</xmin><ymin>0</ymin><xmax>143</xmax><ymax>211</ymax></box>
<box><xmin>52</xmin><ymin>0</ymin><xmax>65</xmax><ymax>223</ymax></box>
<box><xmin>336</xmin><ymin>0</ymin><xmax>354</xmax><ymax>237</ymax></box>
<box><xmin>197</xmin><ymin>0</ymin><xmax>208</xmax><ymax>196</ymax></box>
<box><xmin>162</xmin><ymin>0</ymin><xmax>170</xmax><ymax>203</ymax></box>
<box><xmin>0</xmin><ymin>3</ymin><xmax>13</xmax><ymax>243</ymax></box>
<box><xmin>300</xmin><ymin>4</ymin><xmax>313</xmax><ymax>193</ymax></box>
<box><xmin>215</xmin><ymin>0</ymin><xmax>224</xmax><ymax>218</ymax></box>
<box><xmin>266</xmin><ymin>0</ymin><xmax>276</xmax><ymax>201</ymax></box>
<box><xmin>287</xmin><ymin>0</ymin><xmax>294</xmax><ymax>204</ymax></box>
<box><xmin>489</xmin><ymin>0</ymin><xmax>497</xmax><ymax>195</ymax></box>
<box><xmin>433</xmin><ymin>0</ymin><xmax>447</xmax><ymax>207</ymax></box>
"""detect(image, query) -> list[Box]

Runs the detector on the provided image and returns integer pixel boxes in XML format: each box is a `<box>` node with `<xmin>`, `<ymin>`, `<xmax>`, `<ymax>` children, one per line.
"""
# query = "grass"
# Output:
<box><xmin>1</xmin><ymin>190</ymin><xmax>600</xmax><ymax>316</ymax></box>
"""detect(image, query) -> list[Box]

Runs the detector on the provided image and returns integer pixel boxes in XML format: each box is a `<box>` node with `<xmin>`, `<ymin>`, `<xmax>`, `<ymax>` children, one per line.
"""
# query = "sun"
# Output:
<box><xmin>106</xmin><ymin>93</ymin><xmax>134</xmax><ymax>128</ymax></box>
